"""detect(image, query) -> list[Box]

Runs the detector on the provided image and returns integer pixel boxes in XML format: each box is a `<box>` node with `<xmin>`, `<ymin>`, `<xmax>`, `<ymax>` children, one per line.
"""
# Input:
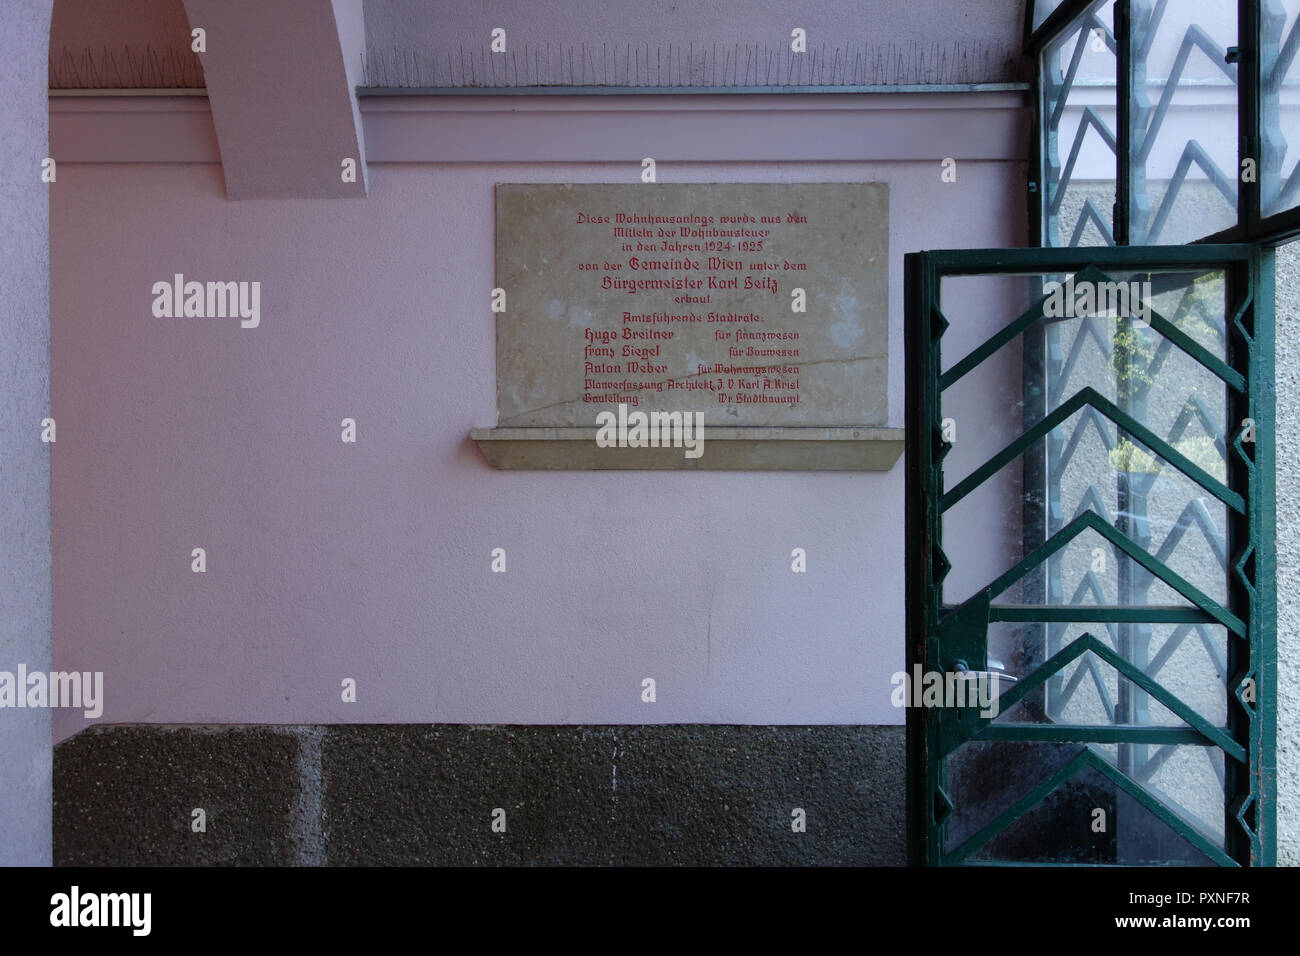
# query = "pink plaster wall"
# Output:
<box><xmin>50</xmin><ymin>154</ymin><xmax>1023</xmax><ymax>742</ymax></box>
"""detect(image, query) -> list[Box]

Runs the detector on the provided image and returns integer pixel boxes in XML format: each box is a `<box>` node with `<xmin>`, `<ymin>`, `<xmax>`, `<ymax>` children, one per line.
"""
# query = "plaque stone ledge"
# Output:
<box><xmin>468</xmin><ymin>426</ymin><xmax>905</xmax><ymax>471</ymax></box>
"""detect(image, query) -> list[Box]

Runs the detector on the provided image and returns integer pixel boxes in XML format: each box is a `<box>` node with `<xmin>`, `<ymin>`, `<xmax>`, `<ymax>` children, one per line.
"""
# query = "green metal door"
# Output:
<box><xmin>904</xmin><ymin>244</ymin><xmax>1276</xmax><ymax>865</ymax></box>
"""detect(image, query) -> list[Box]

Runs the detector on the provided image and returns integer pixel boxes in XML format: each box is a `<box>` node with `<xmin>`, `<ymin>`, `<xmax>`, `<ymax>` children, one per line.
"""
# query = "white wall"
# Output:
<box><xmin>0</xmin><ymin>0</ymin><xmax>53</xmax><ymax>867</ymax></box>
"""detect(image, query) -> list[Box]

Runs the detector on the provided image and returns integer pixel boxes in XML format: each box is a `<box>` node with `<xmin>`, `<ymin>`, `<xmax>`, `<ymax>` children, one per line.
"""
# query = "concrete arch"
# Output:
<box><xmin>50</xmin><ymin>0</ymin><xmax>368</xmax><ymax>199</ymax></box>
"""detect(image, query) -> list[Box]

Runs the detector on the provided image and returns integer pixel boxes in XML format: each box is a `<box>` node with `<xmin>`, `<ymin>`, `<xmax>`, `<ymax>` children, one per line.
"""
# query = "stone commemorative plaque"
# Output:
<box><xmin>494</xmin><ymin>183</ymin><xmax>889</xmax><ymax>428</ymax></box>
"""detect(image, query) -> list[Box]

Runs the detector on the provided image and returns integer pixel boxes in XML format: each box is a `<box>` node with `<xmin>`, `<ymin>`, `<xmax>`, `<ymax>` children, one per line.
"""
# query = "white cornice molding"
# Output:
<box><xmin>51</xmin><ymin>89</ymin><xmax>1032</xmax><ymax>164</ymax></box>
<box><xmin>362</xmin><ymin>90</ymin><xmax>1032</xmax><ymax>162</ymax></box>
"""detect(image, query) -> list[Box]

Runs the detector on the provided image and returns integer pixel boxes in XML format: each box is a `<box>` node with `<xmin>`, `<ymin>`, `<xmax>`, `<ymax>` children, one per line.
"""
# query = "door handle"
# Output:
<box><xmin>950</xmin><ymin>659</ymin><xmax>1019</xmax><ymax>686</ymax></box>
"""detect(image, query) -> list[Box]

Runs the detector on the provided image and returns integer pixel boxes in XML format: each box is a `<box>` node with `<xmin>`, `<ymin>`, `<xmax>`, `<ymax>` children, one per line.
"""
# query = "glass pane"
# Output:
<box><xmin>1131</xmin><ymin>0</ymin><xmax>1238</xmax><ymax>243</ymax></box>
<box><xmin>944</xmin><ymin>741</ymin><xmax>1222</xmax><ymax>863</ymax></box>
<box><xmin>1262</xmin><ymin>0</ymin><xmax>1300</xmax><ymax>217</ymax></box>
<box><xmin>987</xmin><ymin>620</ymin><xmax>1230</xmax><ymax>728</ymax></box>
<box><xmin>942</xmin><ymin>426</ymin><xmax>1230</xmax><ymax>607</ymax></box>
<box><xmin>938</xmin><ymin>270</ymin><xmax>1232</xmax><ymax>609</ymax></box>
<box><xmin>1041</xmin><ymin>1</ymin><xmax>1119</xmax><ymax>247</ymax></box>
<box><xmin>971</xmin><ymin>764</ymin><xmax>1218</xmax><ymax>864</ymax></box>
<box><xmin>1034</xmin><ymin>0</ymin><xmax>1070</xmax><ymax>32</ymax></box>
<box><xmin>944</xmin><ymin>740</ymin><xmax>1087</xmax><ymax>850</ymax></box>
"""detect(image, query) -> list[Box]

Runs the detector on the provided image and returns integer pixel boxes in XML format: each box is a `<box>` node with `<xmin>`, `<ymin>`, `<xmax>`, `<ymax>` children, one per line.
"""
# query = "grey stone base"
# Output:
<box><xmin>54</xmin><ymin>724</ymin><xmax>905</xmax><ymax>866</ymax></box>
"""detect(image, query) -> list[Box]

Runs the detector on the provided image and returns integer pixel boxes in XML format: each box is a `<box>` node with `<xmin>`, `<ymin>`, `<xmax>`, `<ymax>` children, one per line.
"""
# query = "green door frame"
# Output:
<box><xmin>904</xmin><ymin>244</ymin><xmax>1276</xmax><ymax>865</ymax></box>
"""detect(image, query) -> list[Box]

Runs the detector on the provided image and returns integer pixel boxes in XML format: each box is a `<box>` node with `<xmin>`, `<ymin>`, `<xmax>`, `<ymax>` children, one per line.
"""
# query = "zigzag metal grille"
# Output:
<box><xmin>1132</xmin><ymin>0</ymin><xmax>1239</xmax><ymax>244</ymax></box>
<box><xmin>1043</xmin><ymin>0</ymin><xmax>1243</xmax><ymax>247</ymax></box>
<box><xmin>1043</xmin><ymin>1</ymin><xmax>1118</xmax><ymax>247</ymax></box>
<box><xmin>1040</xmin><ymin>272</ymin><xmax>1232</xmax><ymax>838</ymax></box>
<box><xmin>921</xmin><ymin>253</ymin><xmax>1262</xmax><ymax>865</ymax></box>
